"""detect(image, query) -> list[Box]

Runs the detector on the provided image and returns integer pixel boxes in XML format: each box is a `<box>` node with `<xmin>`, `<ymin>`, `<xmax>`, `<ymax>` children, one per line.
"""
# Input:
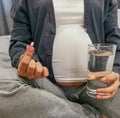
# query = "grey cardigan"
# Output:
<box><xmin>9</xmin><ymin>0</ymin><xmax>120</xmax><ymax>83</ymax></box>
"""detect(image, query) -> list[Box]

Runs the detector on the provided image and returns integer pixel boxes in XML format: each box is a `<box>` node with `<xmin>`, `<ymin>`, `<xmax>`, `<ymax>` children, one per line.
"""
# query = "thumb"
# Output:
<box><xmin>25</xmin><ymin>42</ymin><xmax>34</xmax><ymax>57</ymax></box>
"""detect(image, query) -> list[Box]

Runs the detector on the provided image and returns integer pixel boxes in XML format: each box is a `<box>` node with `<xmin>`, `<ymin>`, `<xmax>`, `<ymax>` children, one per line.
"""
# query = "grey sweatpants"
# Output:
<box><xmin>0</xmin><ymin>68</ymin><xmax>120</xmax><ymax>118</ymax></box>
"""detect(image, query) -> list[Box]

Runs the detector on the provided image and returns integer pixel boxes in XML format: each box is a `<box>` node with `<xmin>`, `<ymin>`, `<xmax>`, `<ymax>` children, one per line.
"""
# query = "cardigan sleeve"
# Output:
<box><xmin>104</xmin><ymin>0</ymin><xmax>120</xmax><ymax>74</ymax></box>
<box><xmin>9</xmin><ymin>0</ymin><xmax>39</xmax><ymax>68</ymax></box>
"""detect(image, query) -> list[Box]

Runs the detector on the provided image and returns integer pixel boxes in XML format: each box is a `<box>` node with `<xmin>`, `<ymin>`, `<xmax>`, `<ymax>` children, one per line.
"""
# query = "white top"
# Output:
<box><xmin>52</xmin><ymin>0</ymin><xmax>92</xmax><ymax>83</ymax></box>
<box><xmin>53</xmin><ymin>0</ymin><xmax>84</xmax><ymax>26</ymax></box>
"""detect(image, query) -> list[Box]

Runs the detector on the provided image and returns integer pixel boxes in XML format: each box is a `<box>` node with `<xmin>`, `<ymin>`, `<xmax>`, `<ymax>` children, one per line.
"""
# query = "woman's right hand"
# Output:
<box><xmin>18</xmin><ymin>44</ymin><xmax>49</xmax><ymax>79</ymax></box>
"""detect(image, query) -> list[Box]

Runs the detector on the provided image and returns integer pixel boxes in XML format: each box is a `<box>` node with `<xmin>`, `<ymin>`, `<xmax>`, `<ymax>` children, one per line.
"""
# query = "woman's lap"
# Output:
<box><xmin>0</xmin><ymin>76</ymin><xmax>101</xmax><ymax>118</ymax></box>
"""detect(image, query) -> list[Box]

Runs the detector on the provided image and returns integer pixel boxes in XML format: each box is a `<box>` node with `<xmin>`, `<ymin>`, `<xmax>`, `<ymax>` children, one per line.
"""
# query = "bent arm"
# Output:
<box><xmin>9</xmin><ymin>0</ymin><xmax>39</xmax><ymax>68</ymax></box>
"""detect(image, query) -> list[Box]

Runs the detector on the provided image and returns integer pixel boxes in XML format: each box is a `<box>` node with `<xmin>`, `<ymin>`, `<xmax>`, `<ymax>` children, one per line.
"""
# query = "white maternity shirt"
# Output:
<box><xmin>52</xmin><ymin>0</ymin><xmax>92</xmax><ymax>83</ymax></box>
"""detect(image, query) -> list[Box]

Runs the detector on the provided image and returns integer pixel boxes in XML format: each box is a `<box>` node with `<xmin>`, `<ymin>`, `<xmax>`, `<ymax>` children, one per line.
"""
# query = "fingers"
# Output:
<box><xmin>34</xmin><ymin>63</ymin><xmax>49</xmax><ymax>79</ymax></box>
<box><xmin>101</xmin><ymin>72</ymin><xmax>119</xmax><ymax>83</ymax></box>
<box><xmin>20</xmin><ymin>54</ymin><xmax>24</xmax><ymax>61</ymax></box>
<box><xmin>97</xmin><ymin>79</ymin><xmax>118</xmax><ymax>94</ymax></box>
<box><xmin>41</xmin><ymin>67</ymin><xmax>49</xmax><ymax>78</ymax></box>
<box><xmin>96</xmin><ymin>90</ymin><xmax>117</xmax><ymax>100</ymax></box>
<box><xmin>34</xmin><ymin>62</ymin><xmax>43</xmax><ymax>79</ymax></box>
<box><xmin>97</xmin><ymin>72</ymin><xmax>119</xmax><ymax>93</ymax></box>
<box><xmin>27</xmin><ymin>59</ymin><xmax>36</xmax><ymax>79</ymax></box>
<box><xmin>17</xmin><ymin>42</ymin><xmax>49</xmax><ymax>79</ymax></box>
<box><xmin>96</xmin><ymin>72</ymin><xmax>120</xmax><ymax>100</ymax></box>
<box><xmin>18</xmin><ymin>43</ymin><xmax>35</xmax><ymax>75</ymax></box>
<box><xmin>25</xmin><ymin>44</ymin><xmax>34</xmax><ymax>57</ymax></box>
<box><xmin>18</xmin><ymin>57</ymin><xmax>49</xmax><ymax>79</ymax></box>
<box><xmin>18</xmin><ymin>55</ymin><xmax>31</xmax><ymax>76</ymax></box>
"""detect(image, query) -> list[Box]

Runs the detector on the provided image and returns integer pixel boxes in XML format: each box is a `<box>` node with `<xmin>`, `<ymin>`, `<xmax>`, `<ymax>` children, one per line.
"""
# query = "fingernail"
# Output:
<box><xmin>101</xmin><ymin>77</ymin><xmax>107</xmax><ymax>82</ymax></box>
<box><xmin>96</xmin><ymin>89</ymin><xmax>102</xmax><ymax>92</ymax></box>
<box><xmin>30</xmin><ymin>42</ymin><xmax>34</xmax><ymax>46</ymax></box>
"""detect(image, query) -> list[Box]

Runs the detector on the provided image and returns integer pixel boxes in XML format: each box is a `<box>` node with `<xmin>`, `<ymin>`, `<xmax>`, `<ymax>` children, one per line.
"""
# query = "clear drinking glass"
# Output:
<box><xmin>86</xmin><ymin>44</ymin><xmax>116</xmax><ymax>98</ymax></box>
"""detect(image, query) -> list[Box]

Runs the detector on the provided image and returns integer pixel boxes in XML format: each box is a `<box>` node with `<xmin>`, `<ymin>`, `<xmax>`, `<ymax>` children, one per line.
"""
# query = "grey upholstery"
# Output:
<box><xmin>0</xmin><ymin>0</ymin><xmax>13</xmax><ymax>36</ymax></box>
<box><xmin>118</xmin><ymin>0</ymin><xmax>120</xmax><ymax>27</ymax></box>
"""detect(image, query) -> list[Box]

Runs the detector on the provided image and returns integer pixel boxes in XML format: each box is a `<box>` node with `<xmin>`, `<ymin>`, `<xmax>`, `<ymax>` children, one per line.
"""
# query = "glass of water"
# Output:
<box><xmin>86</xmin><ymin>44</ymin><xmax>116</xmax><ymax>98</ymax></box>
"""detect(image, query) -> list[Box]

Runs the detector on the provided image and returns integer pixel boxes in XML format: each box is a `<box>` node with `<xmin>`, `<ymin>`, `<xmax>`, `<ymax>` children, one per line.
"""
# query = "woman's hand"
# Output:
<box><xmin>96</xmin><ymin>72</ymin><xmax>120</xmax><ymax>100</ymax></box>
<box><xmin>18</xmin><ymin>44</ymin><xmax>49</xmax><ymax>79</ymax></box>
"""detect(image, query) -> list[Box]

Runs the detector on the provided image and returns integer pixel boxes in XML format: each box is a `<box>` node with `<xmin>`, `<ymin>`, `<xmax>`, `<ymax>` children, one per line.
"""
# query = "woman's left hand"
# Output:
<box><xmin>96</xmin><ymin>72</ymin><xmax>120</xmax><ymax>100</ymax></box>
